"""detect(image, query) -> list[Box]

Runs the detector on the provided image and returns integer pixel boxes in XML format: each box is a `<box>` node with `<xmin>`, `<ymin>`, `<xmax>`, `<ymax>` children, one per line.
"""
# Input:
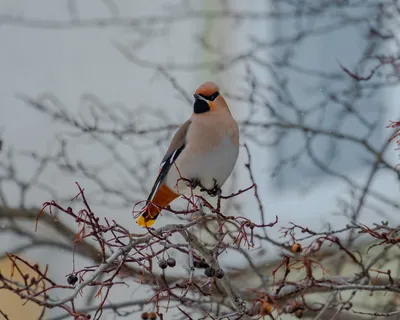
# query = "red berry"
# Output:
<box><xmin>141</xmin><ymin>312</ymin><xmax>149</xmax><ymax>319</ymax></box>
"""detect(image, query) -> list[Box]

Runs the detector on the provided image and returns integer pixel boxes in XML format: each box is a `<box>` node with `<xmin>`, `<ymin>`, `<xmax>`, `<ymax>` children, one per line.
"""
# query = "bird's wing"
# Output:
<box><xmin>147</xmin><ymin>119</ymin><xmax>191</xmax><ymax>201</ymax></box>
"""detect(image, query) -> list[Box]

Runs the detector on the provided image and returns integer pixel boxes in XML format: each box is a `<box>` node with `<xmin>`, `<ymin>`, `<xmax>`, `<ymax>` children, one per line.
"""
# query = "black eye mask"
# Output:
<box><xmin>199</xmin><ymin>91</ymin><xmax>219</xmax><ymax>101</ymax></box>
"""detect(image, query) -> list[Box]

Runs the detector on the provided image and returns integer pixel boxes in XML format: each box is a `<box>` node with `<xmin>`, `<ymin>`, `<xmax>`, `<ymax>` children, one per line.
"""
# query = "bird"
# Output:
<box><xmin>137</xmin><ymin>81</ymin><xmax>239</xmax><ymax>227</ymax></box>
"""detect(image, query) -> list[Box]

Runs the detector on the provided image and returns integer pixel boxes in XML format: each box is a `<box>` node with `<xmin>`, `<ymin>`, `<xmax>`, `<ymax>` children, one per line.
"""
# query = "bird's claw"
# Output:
<box><xmin>207</xmin><ymin>186</ymin><xmax>222</xmax><ymax>197</ymax></box>
<box><xmin>190</xmin><ymin>178</ymin><xmax>221</xmax><ymax>197</ymax></box>
<box><xmin>188</xmin><ymin>178</ymin><xmax>200</xmax><ymax>190</ymax></box>
<box><xmin>206</xmin><ymin>179</ymin><xmax>221</xmax><ymax>197</ymax></box>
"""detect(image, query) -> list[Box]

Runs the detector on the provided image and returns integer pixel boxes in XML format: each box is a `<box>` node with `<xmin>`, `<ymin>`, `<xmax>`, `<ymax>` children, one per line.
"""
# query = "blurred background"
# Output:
<box><xmin>0</xmin><ymin>1</ymin><xmax>399</xmax><ymax>319</ymax></box>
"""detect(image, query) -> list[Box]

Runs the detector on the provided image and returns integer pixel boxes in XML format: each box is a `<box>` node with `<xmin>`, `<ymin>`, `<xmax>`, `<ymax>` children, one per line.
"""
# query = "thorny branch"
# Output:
<box><xmin>2</xmin><ymin>1</ymin><xmax>400</xmax><ymax>319</ymax></box>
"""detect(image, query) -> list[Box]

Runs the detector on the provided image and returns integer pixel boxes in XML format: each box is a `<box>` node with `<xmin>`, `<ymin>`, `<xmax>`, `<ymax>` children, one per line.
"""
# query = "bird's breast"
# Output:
<box><xmin>165</xmin><ymin>131</ymin><xmax>239</xmax><ymax>195</ymax></box>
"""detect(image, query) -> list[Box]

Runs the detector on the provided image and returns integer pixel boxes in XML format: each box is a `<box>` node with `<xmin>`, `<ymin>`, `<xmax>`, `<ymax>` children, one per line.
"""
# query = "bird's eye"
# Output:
<box><xmin>199</xmin><ymin>92</ymin><xmax>219</xmax><ymax>101</ymax></box>
<box><xmin>209</xmin><ymin>91</ymin><xmax>219</xmax><ymax>101</ymax></box>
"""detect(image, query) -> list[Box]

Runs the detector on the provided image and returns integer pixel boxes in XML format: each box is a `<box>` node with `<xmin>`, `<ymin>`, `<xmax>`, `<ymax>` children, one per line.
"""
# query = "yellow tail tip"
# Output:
<box><xmin>137</xmin><ymin>215</ymin><xmax>156</xmax><ymax>228</ymax></box>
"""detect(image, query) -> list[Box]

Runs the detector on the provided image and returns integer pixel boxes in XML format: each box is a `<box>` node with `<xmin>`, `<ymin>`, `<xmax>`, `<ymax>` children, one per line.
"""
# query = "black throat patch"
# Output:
<box><xmin>193</xmin><ymin>99</ymin><xmax>210</xmax><ymax>114</ymax></box>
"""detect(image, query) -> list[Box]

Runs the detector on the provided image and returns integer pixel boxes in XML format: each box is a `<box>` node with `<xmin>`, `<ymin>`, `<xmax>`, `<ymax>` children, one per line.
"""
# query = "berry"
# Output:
<box><xmin>215</xmin><ymin>269</ymin><xmax>224</xmax><ymax>279</ymax></box>
<box><xmin>167</xmin><ymin>258</ymin><xmax>176</xmax><ymax>267</ymax></box>
<box><xmin>204</xmin><ymin>267</ymin><xmax>215</xmax><ymax>277</ymax></box>
<box><xmin>158</xmin><ymin>259</ymin><xmax>168</xmax><ymax>269</ymax></box>
<box><xmin>67</xmin><ymin>274</ymin><xmax>78</xmax><ymax>285</ymax></box>
<box><xmin>291</xmin><ymin>243</ymin><xmax>303</xmax><ymax>253</ymax></box>
<box><xmin>141</xmin><ymin>312</ymin><xmax>149</xmax><ymax>319</ymax></box>
<box><xmin>261</xmin><ymin>301</ymin><xmax>272</xmax><ymax>315</ymax></box>
<box><xmin>148</xmin><ymin>312</ymin><xmax>157</xmax><ymax>320</ymax></box>
<box><xmin>295</xmin><ymin>309</ymin><xmax>303</xmax><ymax>318</ymax></box>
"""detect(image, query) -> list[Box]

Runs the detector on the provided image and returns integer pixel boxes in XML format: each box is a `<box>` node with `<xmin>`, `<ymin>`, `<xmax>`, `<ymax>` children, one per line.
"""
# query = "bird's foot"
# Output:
<box><xmin>188</xmin><ymin>178</ymin><xmax>200</xmax><ymax>190</ymax></box>
<box><xmin>200</xmin><ymin>179</ymin><xmax>221</xmax><ymax>197</ymax></box>
<box><xmin>207</xmin><ymin>185</ymin><xmax>222</xmax><ymax>197</ymax></box>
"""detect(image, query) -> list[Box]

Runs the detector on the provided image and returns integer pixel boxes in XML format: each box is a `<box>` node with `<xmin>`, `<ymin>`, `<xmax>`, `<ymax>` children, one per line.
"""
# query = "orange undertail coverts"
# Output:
<box><xmin>137</xmin><ymin>184</ymin><xmax>179</xmax><ymax>227</ymax></box>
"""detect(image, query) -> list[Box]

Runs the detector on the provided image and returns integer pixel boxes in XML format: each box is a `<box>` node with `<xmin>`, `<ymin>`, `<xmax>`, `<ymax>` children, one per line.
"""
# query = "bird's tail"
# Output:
<box><xmin>137</xmin><ymin>184</ymin><xmax>179</xmax><ymax>227</ymax></box>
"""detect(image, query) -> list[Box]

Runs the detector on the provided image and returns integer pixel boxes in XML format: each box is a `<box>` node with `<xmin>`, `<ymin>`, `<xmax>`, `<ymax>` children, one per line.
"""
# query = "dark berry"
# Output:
<box><xmin>215</xmin><ymin>269</ymin><xmax>224</xmax><ymax>279</ymax></box>
<box><xmin>167</xmin><ymin>258</ymin><xmax>176</xmax><ymax>267</ymax></box>
<box><xmin>148</xmin><ymin>312</ymin><xmax>157</xmax><ymax>320</ymax></box>
<box><xmin>158</xmin><ymin>259</ymin><xmax>168</xmax><ymax>269</ymax></box>
<box><xmin>141</xmin><ymin>312</ymin><xmax>149</xmax><ymax>319</ymax></box>
<box><xmin>67</xmin><ymin>274</ymin><xmax>78</xmax><ymax>285</ymax></box>
<box><xmin>295</xmin><ymin>309</ymin><xmax>303</xmax><ymax>318</ymax></box>
<box><xmin>204</xmin><ymin>267</ymin><xmax>215</xmax><ymax>277</ymax></box>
